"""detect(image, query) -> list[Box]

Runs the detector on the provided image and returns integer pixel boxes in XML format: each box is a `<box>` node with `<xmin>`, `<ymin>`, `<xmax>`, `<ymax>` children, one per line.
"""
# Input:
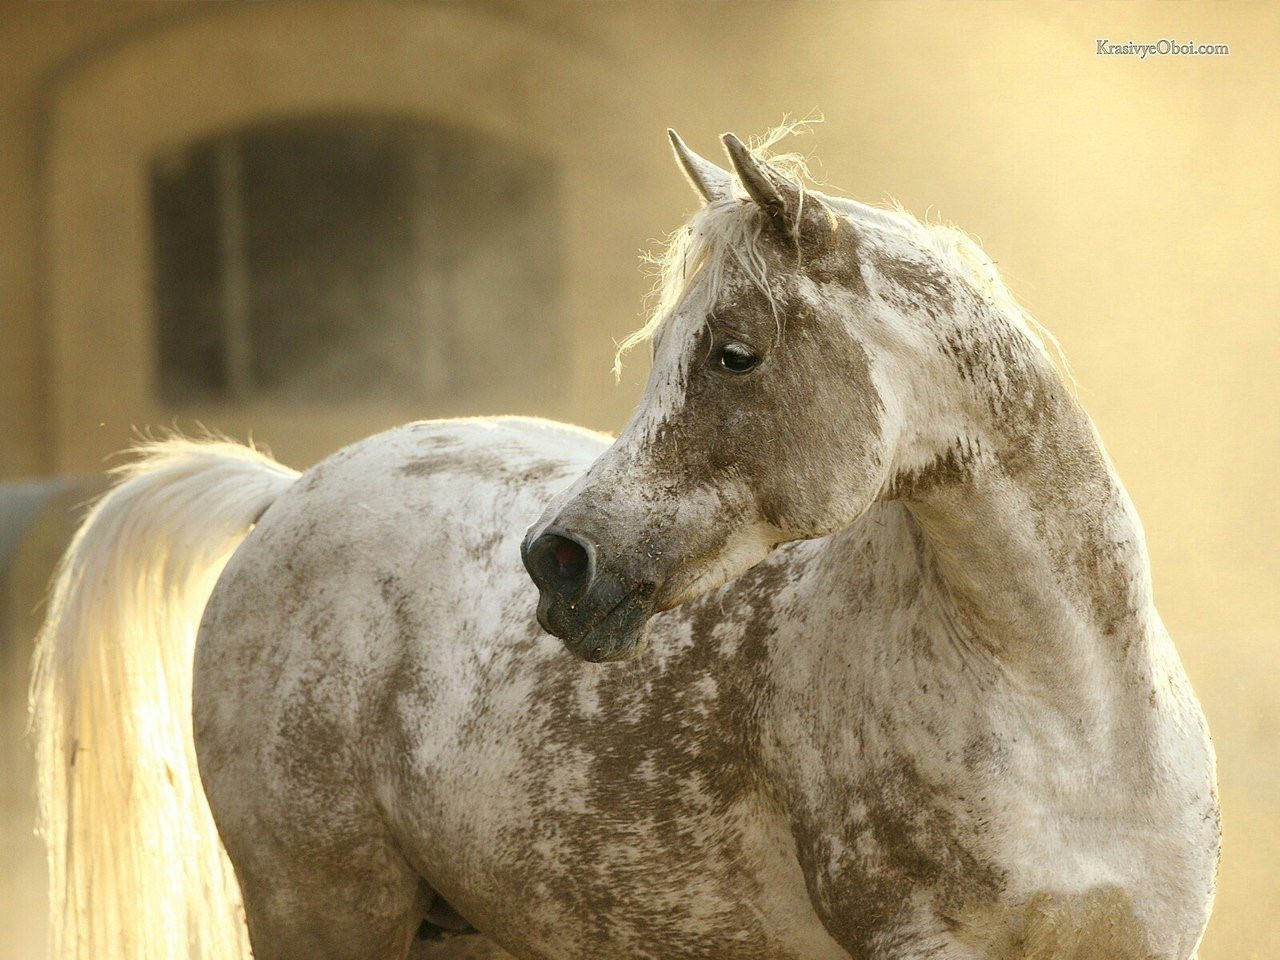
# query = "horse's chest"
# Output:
<box><xmin>785</xmin><ymin>751</ymin><xmax>1003</xmax><ymax>956</ymax></box>
<box><xmin>783</xmin><ymin>731</ymin><xmax>1204</xmax><ymax>960</ymax></box>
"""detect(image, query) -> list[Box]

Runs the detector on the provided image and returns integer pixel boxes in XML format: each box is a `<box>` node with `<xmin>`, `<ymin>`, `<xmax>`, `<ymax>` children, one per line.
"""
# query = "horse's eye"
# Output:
<box><xmin>714</xmin><ymin>342</ymin><xmax>761</xmax><ymax>374</ymax></box>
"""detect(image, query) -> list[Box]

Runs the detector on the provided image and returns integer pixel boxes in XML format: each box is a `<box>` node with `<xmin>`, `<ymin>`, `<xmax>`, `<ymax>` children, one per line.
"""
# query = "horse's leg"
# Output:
<box><xmin>408</xmin><ymin>934</ymin><xmax>518</xmax><ymax>960</ymax></box>
<box><xmin>230</xmin><ymin>828</ymin><xmax>426</xmax><ymax>960</ymax></box>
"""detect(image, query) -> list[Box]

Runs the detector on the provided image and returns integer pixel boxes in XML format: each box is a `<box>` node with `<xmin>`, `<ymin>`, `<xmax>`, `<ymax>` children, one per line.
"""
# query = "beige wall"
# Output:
<box><xmin>2</xmin><ymin>2</ymin><xmax>1277</xmax><ymax>958</ymax></box>
<box><xmin>0</xmin><ymin>3</ymin><xmax>164</xmax><ymax>477</ymax></box>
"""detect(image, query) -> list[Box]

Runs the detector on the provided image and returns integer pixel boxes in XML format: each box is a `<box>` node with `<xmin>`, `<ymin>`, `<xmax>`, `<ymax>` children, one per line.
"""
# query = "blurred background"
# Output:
<box><xmin>1</xmin><ymin>2</ymin><xmax>1276</xmax><ymax>957</ymax></box>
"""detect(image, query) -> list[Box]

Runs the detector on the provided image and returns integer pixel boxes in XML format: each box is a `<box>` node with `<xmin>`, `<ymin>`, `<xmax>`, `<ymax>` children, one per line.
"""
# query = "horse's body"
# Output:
<box><xmin>197</xmin><ymin>418</ymin><xmax>847</xmax><ymax>960</ymax></box>
<box><xmin>32</xmin><ymin>130</ymin><xmax>1218</xmax><ymax>960</ymax></box>
<box><xmin>195</xmin><ymin>416</ymin><xmax>1214</xmax><ymax>960</ymax></box>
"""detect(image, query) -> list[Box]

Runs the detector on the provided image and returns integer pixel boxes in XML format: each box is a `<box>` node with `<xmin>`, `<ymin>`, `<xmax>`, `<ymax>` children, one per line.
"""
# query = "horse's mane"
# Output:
<box><xmin>614</xmin><ymin>127</ymin><xmax>1071</xmax><ymax>386</ymax></box>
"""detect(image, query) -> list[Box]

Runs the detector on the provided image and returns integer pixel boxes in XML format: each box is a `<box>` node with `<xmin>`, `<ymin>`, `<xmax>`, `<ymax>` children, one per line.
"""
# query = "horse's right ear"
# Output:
<box><xmin>668</xmin><ymin>129</ymin><xmax>733</xmax><ymax>204</ymax></box>
<box><xmin>721</xmin><ymin>132</ymin><xmax>805</xmax><ymax>239</ymax></box>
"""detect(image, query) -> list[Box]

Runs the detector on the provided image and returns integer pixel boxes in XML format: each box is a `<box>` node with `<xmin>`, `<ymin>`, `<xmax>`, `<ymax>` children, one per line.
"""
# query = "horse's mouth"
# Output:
<box><xmin>546</xmin><ymin>582</ymin><xmax>657</xmax><ymax>663</ymax></box>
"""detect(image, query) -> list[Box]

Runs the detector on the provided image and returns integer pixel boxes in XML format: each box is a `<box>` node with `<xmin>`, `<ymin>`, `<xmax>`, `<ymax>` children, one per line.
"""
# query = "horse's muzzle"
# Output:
<box><xmin>522</xmin><ymin>527</ymin><xmax>657</xmax><ymax>662</ymax></box>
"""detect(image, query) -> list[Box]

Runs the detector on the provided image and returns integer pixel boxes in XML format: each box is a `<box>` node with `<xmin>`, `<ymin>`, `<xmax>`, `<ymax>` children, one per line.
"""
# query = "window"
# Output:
<box><xmin>149</xmin><ymin>116</ymin><xmax>561</xmax><ymax>404</ymax></box>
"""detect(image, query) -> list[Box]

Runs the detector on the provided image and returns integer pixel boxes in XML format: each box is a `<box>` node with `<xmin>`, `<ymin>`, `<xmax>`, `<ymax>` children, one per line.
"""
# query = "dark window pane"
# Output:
<box><xmin>151</xmin><ymin>144</ymin><xmax>228</xmax><ymax>402</ymax></box>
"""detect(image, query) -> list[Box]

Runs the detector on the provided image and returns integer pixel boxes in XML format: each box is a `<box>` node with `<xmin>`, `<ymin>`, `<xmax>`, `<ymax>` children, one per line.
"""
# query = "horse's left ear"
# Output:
<box><xmin>668</xmin><ymin>129</ymin><xmax>733</xmax><ymax>204</ymax></box>
<box><xmin>722</xmin><ymin>133</ymin><xmax>804</xmax><ymax>238</ymax></box>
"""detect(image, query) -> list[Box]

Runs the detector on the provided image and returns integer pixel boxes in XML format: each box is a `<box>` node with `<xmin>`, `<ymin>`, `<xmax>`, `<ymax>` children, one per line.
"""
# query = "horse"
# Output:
<box><xmin>31</xmin><ymin>128</ymin><xmax>1219</xmax><ymax>960</ymax></box>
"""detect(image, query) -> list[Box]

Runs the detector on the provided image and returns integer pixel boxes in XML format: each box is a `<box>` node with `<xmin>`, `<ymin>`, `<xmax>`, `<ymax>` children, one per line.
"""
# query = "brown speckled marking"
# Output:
<box><xmin>868</xmin><ymin>247</ymin><xmax>956</xmax><ymax>319</ymax></box>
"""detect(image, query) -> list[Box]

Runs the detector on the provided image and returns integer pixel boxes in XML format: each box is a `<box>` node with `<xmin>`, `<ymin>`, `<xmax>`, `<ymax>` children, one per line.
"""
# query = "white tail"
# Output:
<box><xmin>30</xmin><ymin>437</ymin><xmax>299</xmax><ymax>960</ymax></box>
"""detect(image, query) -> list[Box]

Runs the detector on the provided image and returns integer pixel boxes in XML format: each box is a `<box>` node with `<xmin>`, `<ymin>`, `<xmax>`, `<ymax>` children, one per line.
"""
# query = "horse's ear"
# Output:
<box><xmin>721</xmin><ymin>132</ymin><xmax>803</xmax><ymax>237</ymax></box>
<box><xmin>668</xmin><ymin>129</ymin><xmax>733</xmax><ymax>204</ymax></box>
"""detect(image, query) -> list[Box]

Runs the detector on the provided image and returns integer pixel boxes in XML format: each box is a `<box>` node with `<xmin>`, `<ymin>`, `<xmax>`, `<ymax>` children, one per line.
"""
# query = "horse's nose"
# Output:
<box><xmin>522</xmin><ymin>528</ymin><xmax>594</xmax><ymax>602</ymax></box>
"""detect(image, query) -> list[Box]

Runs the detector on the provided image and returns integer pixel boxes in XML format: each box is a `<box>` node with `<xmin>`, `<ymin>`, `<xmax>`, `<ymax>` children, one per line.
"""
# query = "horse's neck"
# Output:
<box><xmin>904</xmin><ymin>321</ymin><xmax>1155</xmax><ymax>660</ymax></box>
<box><xmin>798</xmin><ymin>350</ymin><xmax>1156</xmax><ymax>721</ymax></box>
<box><xmin>759</xmin><ymin>376</ymin><xmax>1162</xmax><ymax>848</ymax></box>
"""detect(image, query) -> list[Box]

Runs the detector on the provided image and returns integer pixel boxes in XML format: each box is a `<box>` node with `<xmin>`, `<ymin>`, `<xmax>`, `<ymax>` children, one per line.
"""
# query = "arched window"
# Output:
<box><xmin>150</xmin><ymin>116</ymin><xmax>561</xmax><ymax>404</ymax></box>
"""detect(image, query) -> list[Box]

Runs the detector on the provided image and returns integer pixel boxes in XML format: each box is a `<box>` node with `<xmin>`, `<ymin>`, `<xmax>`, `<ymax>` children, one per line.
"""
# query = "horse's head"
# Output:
<box><xmin>523</xmin><ymin>128</ymin><xmax>1031</xmax><ymax>661</ymax></box>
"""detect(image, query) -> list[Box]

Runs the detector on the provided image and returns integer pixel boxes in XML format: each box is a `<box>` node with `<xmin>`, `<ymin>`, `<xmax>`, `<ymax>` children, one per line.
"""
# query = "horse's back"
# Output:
<box><xmin>203</xmin><ymin>414</ymin><xmax>606</xmax><ymax>645</ymax></box>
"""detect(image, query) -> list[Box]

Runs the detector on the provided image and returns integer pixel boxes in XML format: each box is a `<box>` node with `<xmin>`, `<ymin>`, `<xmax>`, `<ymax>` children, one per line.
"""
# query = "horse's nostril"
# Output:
<box><xmin>525</xmin><ymin>530</ymin><xmax>593</xmax><ymax>597</ymax></box>
<box><xmin>552</xmin><ymin>538</ymin><xmax>587</xmax><ymax>580</ymax></box>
